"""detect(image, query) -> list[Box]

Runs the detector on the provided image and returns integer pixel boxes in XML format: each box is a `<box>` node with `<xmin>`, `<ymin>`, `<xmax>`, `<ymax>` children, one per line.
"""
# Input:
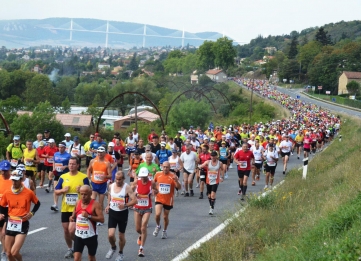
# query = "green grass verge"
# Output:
<box><xmin>305</xmin><ymin>92</ymin><xmax>361</xmax><ymax>109</ymax></box>
<box><xmin>186</xmin><ymin>118</ymin><xmax>361</xmax><ymax>261</ymax></box>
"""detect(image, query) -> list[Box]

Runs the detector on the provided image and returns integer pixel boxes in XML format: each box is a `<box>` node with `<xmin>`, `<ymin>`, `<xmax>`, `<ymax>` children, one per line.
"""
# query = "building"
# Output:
<box><xmin>205</xmin><ymin>69</ymin><xmax>227</xmax><ymax>83</ymax></box>
<box><xmin>98</xmin><ymin>63</ymin><xmax>110</xmax><ymax>70</ymax></box>
<box><xmin>191</xmin><ymin>74</ymin><xmax>198</xmax><ymax>84</ymax></box>
<box><xmin>113</xmin><ymin>110</ymin><xmax>159</xmax><ymax>130</ymax></box>
<box><xmin>338</xmin><ymin>71</ymin><xmax>361</xmax><ymax>95</ymax></box>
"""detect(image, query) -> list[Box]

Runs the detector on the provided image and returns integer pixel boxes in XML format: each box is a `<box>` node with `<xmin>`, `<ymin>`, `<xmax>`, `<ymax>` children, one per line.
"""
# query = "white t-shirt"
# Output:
<box><xmin>251</xmin><ymin>145</ymin><xmax>264</xmax><ymax>163</ymax></box>
<box><xmin>264</xmin><ymin>150</ymin><xmax>279</xmax><ymax>166</ymax></box>
<box><xmin>141</xmin><ymin>152</ymin><xmax>157</xmax><ymax>163</ymax></box>
<box><xmin>70</xmin><ymin>143</ymin><xmax>85</xmax><ymax>157</ymax></box>
<box><xmin>180</xmin><ymin>151</ymin><xmax>197</xmax><ymax>173</ymax></box>
<box><xmin>279</xmin><ymin>140</ymin><xmax>292</xmax><ymax>153</ymax></box>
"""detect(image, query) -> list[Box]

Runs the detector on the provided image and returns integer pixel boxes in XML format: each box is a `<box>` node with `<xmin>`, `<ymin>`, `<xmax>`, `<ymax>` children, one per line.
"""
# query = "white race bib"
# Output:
<box><xmin>47</xmin><ymin>157</ymin><xmax>54</xmax><ymax>163</ymax></box>
<box><xmin>10</xmin><ymin>159</ymin><xmax>18</xmax><ymax>167</ymax></box>
<box><xmin>65</xmin><ymin>193</ymin><xmax>78</xmax><ymax>205</ymax></box>
<box><xmin>240</xmin><ymin>161</ymin><xmax>247</xmax><ymax>168</ymax></box>
<box><xmin>159</xmin><ymin>183</ymin><xmax>171</xmax><ymax>194</ymax></box>
<box><xmin>93</xmin><ymin>171</ymin><xmax>105</xmax><ymax>182</ymax></box>
<box><xmin>55</xmin><ymin>163</ymin><xmax>63</xmax><ymax>172</ymax></box>
<box><xmin>110</xmin><ymin>197</ymin><xmax>125</xmax><ymax>211</ymax></box>
<box><xmin>7</xmin><ymin>217</ymin><xmax>22</xmax><ymax>232</ymax></box>
<box><xmin>136</xmin><ymin>195</ymin><xmax>149</xmax><ymax>207</ymax></box>
<box><xmin>208</xmin><ymin>171</ymin><xmax>218</xmax><ymax>185</ymax></box>
<box><xmin>75</xmin><ymin>217</ymin><xmax>92</xmax><ymax>239</ymax></box>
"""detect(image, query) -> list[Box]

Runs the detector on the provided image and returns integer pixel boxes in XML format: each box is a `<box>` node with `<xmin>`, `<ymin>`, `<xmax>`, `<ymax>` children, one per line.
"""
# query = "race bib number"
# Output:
<box><xmin>65</xmin><ymin>193</ymin><xmax>78</xmax><ymax>205</ymax></box>
<box><xmin>93</xmin><ymin>171</ymin><xmax>105</xmax><ymax>182</ymax></box>
<box><xmin>10</xmin><ymin>159</ymin><xmax>18</xmax><ymax>167</ymax></box>
<box><xmin>75</xmin><ymin>217</ymin><xmax>90</xmax><ymax>238</ymax></box>
<box><xmin>7</xmin><ymin>217</ymin><xmax>22</xmax><ymax>232</ymax></box>
<box><xmin>170</xmin><ymin>162</ymin><xmax>176</xmax><ymax>169</ymax></box>
<box><xmin>137</xmin><ymin>194</ymin><xmax>149</xmax><ymax>207</ymax></box>
<box><xmin>55</xmin><ymin>163</ymin><xmax>63</xmax><ymax>172</ymax></box>
<box><xmin>240</xmin><ymin>161</ymin><xmax>247</xmax><ymax>168</ymax></box>
<box><xmin>71</xmin><ymin>149</ymin><xmax>79</xmax><ymax>155</ymax></box>
<box><xmin>47</xmin><ymin>157</ymin><xmax>54</xmax><ymax>163</ymax></box>
<box><xmin>200</xmin><ymin>175</ymin><xmax>205</xmax><ymax>179</ymax></box>
<box><xmin>148</xmin><ymin>173</ymin><xmax>153</xmax><ymax>181</ymax></box>
<box><xmin>25</xmin><ymin>159</ymin><xmax>33</xmax><ymax>166</ymax></box>
<box><xmin>208</xmin><ymin>171</ymin><xmax>218</xmax><ymax>185</ymax></box>
<box><xmin>110</xmin><ymin>197</ymin><xmax>125</xmax><ymax>210</ymax></box>
<box><xmin>39</xmin><ymin>158</ymin><xmax>45</xmax><ymax>163</ymax></box>
<box><xmin>159</xmin><ymin>183</ymin><xmax>171</xmax><ymax>194</ymax></box>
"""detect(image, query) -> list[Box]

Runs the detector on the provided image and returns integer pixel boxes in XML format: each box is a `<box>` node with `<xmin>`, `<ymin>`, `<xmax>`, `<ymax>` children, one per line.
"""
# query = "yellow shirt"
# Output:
<box><xmin>23</xmin><ymin>148</ymin><xmax>37</xmax><ymax>171</ymax></box>
<box><xmin>295</xmin><ymin>135</ymin><xmax>304</xmax><ymax>143</ymax></box>
<box><xmin>84</xmin><ymin>140</ymin><xmax>92</xmax><ymax>157</ymax></box>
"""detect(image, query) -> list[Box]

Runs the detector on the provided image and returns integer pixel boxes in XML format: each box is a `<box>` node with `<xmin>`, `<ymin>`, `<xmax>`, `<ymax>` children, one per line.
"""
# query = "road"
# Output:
<box><xmin>11</xmin><ymin>85</ymin><xmax>351</xmax><ymax>261</ymax></box>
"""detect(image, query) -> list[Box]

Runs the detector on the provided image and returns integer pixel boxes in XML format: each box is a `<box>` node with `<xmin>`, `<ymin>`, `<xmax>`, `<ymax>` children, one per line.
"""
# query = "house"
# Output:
<box><xmin>338</xmin><ymin>71</ymin><xmax>361</xmax><ymax>95</ymax></box>
<box><xmin>191</xmin><ymin>74</ymin><xmax>198</xmax><ymax>84</ymax></box>
<box><xmin>113</xmin><ymin>110</ymin><xmax>159</xmax><ymax>130</ymax></box>
<box><xmin>32</xmin><ymin>65</ymin><xmax>42</xmax><ymax>74</ymax></box>
<box><xmin>205</xmin><ymin>69</ymin><xmax>227</xmax><ymax>83</ymax></box>
<box><xmin>98</xmin><ymin>63</ymin><xmax>110</xmax><ymax>70</ymax></box>
<box><xmin>264</xmin><ymin>47</ymin><xmax>277</xmax><ymax>54</ymax></box>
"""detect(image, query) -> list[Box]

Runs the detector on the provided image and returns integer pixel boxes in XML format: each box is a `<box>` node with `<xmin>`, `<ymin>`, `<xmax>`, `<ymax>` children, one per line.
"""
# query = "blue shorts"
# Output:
<box><xmin>91</xmin><ymin>182</ymin><xmax>108</xmax><ymax>194</ymax></box>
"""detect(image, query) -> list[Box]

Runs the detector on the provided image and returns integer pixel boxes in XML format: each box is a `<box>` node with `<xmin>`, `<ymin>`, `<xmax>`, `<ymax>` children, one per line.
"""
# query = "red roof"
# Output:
<box><xmin>206</xmin><ymin>69</ymin><xmax>223</xmax><ymax>75</ymax></box>
<box><xmin>17</xmin><ymin>111</ymin><xmax>92</xmax><ymax>127</ymax></box>
<box><xmin>343</xmin><ymin>71</ymin><xmax>361</xmax><ymax>79</ymax></box>
<box><xmin>114</xmin><ymin>110</ymin><xmax>159</xmax><ymax>123</ymax></box>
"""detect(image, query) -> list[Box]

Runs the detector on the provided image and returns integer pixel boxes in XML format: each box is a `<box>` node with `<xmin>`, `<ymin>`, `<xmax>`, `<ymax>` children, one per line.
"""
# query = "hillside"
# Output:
<box><xmin>0</xmin><ymin>18</ymin><xmax>225</xmax><ymax>48</ymax></box>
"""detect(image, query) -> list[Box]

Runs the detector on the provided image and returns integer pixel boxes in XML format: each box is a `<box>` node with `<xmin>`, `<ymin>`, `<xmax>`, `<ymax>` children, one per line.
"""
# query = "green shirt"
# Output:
<box><xmin>136</xmin><ymin>162</ymin><xmax>161</xmax><ymax>178</ymax></box>
<box><xmin>7</xmin><ymin>143</ymin><xmax>26</xmax><ymax>159</ymax></box>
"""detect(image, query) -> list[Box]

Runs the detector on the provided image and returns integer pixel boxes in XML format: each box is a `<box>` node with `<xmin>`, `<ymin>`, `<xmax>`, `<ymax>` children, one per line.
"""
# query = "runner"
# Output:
<box><xmin>218</xmin><ymin>141</ymin><xmax>229</xmax><ymax>179</ymax></box>
<box><xmin>36</xmin><ymin>141</ymin><xmax>46</xmax><ymax>188</ymax></box>
<box><xmin>168</xmin><ymin>149</ymin><xmax>183</xmax><ymax>197</ymax></box>
<box><xmin>125</xmin><ymin>132</ymin><xmax>137</xmax><ymax>164</ymax></box>
<box><xmin>198</xmin><ymin>145</ymin><xmax>211</xmax><ymax>199</ymax></box>
<box><xmin>32</xmin><ymin>133</ymin><xmax>43</xmax><ymax>149</ymax></box>
<box><xmin>63</xmin><ymin>133</ymin><xmax>74</xmax><ymax>153</ymax></box>
<box><xmin>180</xmin><ymin>145</ymin><xmax>198</xmax><ymax>197</ymax></box>
<box><xmin>294</xmin><ymin>131</ymin><xmax>304</xmax><ymax>159</ymax></box>
<box><xmin>51</xmin><ymin>142</ymin><xmax>71</xmax><ymax>212</ymax></box>
<box><xmin>250</xmin><ymin>140</ymin><xmax>264</xmax><ymax>186</ymax></box>
<box><xmin>0</xmin><ymin>168</ymin><xmax>40</xmax><ymax>261</ymax></box>
<box><xmin>263</xmin><ymin>143</ymin><xmax>278</xmax><ymax>190</ymax></box>
<box><xmin>69</xmin><ymin>136</ymin><xmax>86</xmax><ymax>171</ymax></box>
<box><xmin>87</xmin><ymin>146</ymin><xmax>112</xmax><ymax>226</ymax></box>
<box><xmin>89</xmin><ymin>134</ymin><xmax>107</xmax><ymax>159</ymax></box>
<box><xmin>6</xmin><ymin>135</ymin><xmax>26</xmax><ymax>170</ymax></box>
<box><xmin>22</xmin><ymin>139</ymin><xmax>39</xmax><ymax>188</ymax></box>
<box><xmin>156</xmin><ymin>142</ymin><xmax>172</xmax><ymax>169</ymax></box>
<box><xmin>105</xmin><ymin>171</ymin><xmax>137</xmax><ymax>261</ymax></box>
<box><xmin>107</xmin><ymin>142</ymin><xmax>121</xmax><ymax>182</ymax></box>
<box><xmin>55</xmin><ymin>157</ymin><xmax>90</xmax><ymax>259</ymax></box>
<box><xmin>136</xmin><ymin>152</ymin><xmax>160</xmax><ymax>180</ymax></box>
<box><xmin>198</xmin><ymin>151</ymin><xmax>224</xmax><ymax>215</ymax></box>
<box><xmin>233</xmin><ymin>143</ymin><xmax>255</xmax><ymax>200</ymax></box>
<box><xmin>84</xmin><ymin>134</ymin><xmax>95</xmax><ymax>168</ymax></box>
<box><xmin>132</xmin><ymin>167</ymin><xmax>157</xmax><ymax>257</ymax></box>
<box><xmin>303</xmin><ymin>132</ymin><xmax>312</xmax><ymax>159</ymax></box>
<box><xmin>43</xmin><ymin>139</ymin><xmax>58</xmax><ymax>193</ymax></box>
<box><xmin>0</xmin><ymin>160</ymin><xmax>12</xmax><ymax>261</ymax></box>
<box><xmin>279</xmin><ymin>135</ymin><xmax>293</xmax><ymax>175</ymax></box>
<box><xmin>128</xmin><ymin>150</ymin><xmax>143</xmax><ymax>183</ymax></box>
<box><xmin>70</xmin><ymin>185</ymin><xmax>104</xmax><ymax>261</ymax></box>
<box><xmin>152</xmin><ymin>162</ymin><xmax>181</xmax><ymax>239</ymax></box>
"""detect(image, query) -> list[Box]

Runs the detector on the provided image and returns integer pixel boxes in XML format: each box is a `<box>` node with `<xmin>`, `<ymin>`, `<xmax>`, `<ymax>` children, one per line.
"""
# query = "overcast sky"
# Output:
<box><xmin>1</xmin><ymin>0</ymin><xmax>360</xmax><ymax>44</ymax></box>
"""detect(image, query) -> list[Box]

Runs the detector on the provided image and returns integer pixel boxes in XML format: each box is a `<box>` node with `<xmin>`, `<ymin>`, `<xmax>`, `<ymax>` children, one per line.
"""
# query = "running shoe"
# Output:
<box><xmin>138</xmin><ymin>248</ymin><xmax>144</xmax><ymax>257</ymax></box>
<box><xmin>184</xmin><ymin>192</ymin><xmax>189</xmax><ymax>197</ymax></box>
<box><xmin>224</xmin><ymin>173</ymin><xmax>228</xmax><ymax>179</ymax></box>
<box><xmin>161</xmin><ymin>231</ymin><xmax>167</xmax><ymax>239</ymax></box>
<box><xmin>237</xmin><ymin>189</ymin><xmax>242</xmax><ymax>195</ymax></box>
<box><xmin>264</xmin><ymin>185</ymin><xmax>268</xmax><ymax>190</ymax></box>
<box><xmin>229</xmin><ymin>164</ymin><xmax>233</xmax><ymax>169</ymax></box>
<box><xmin>199</xmin><ymin>193</ymin><xmax>203</xmax><ymax>199</ymax></box>
<box><xmin>153</xmin><ymin>225</ymin><xmax>161</xmax><ymax>237</ymax></box>
<box><xmin>180</xmin><ymin>190</ymin><xmax>185</xmax><ymax>195</ymax></box>
<box><xmin>283</xmin><ymin>171</ymin><xmax>285</xmax><ymax>175</ymax></box>
<box><xmin>240</xmin><ymin>195</ymin><xmax>245</xmax><ymax>201</ymax></box>
<box><xmin>297</xmin><ymin>156</ymin><xmax>300</xmax><ymax>159</ymax></box>
<box><xmin>1</xmin><ymin>252</ymin><xmax>7</xmax><ymax>261</ymax></box>
<box><xmin>45</xmin><ymin>188</ymin><xmax>49</xmax><ymax>193</ymax></box>
<box><xmin>51</xmin><ymin>204</ymin><xmax>58</xmax><ymax>211</ymax></box>
<box><xmin>137</xmin><ymin>236</ymin><xmax>141</xmax><ymax>246</ymax></box>
<box><xmin>256</xmin><ymin>175</ymin><xmax>260</xmax><ymax>181</ymax></box>
<box><xmin>269</xmin><ymin>185</ymin><xmax>273</xmax><ymax>190</ymax></box>
<box><xmin>64</xmin><ymin>249</ymin><xmax>74</xmax><ymax>259</ymax></box>
<box><xmin>190</xmin><ymin>190</ymin><xmax>194</xmax><ymax>197</ymax></box>
<box><xmin>291</xmin><ymin>152</ymin><xmax>294</xmax><ymax>156</ymax></box>
<box><xmin>175</xmin><ymin>191</ymin><xmax>179</xmax><ymax>197</ymax></box>
<box><xmin>209</xmin><ymin>207</ymin><xmax>213</xmax><ymax>215</ymax></box>
<box><xmin>105</xmin><ymin>248</ymin><xmax>116</xmax><ymax>259</ymax></box>
<box><xmin>115</xmin><ymin>253</ymin><xmax>124</xmax><ymax>261</ymax></box>
<box><xmin>97</xmin><ymin>222</ymin><xmax>104</xmax><ymax>226</ymax></box>
<box><xmin>196</xmin><ymin>183</ymin><xmax>200</xmax><ymax>188</ymax></box>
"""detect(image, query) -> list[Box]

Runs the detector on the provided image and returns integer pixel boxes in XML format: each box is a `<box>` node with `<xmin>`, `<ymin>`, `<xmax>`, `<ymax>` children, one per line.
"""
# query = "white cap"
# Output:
<box><xmin>138</xmin><ymin>167</ymin><xmax>149</xmax><ymax>178</ymax></box>
<box><xmin>10</xmin><ymin>169</ymin><xmax>23</xmax><ymax>180</ymax></box>
<box><xmin>258</xmin><ymin>132</ymin><xmax>263</xmax><ymax>136</ymax></box>
<box><xmin>48</xmin><ymin>138</ymin><xmax>55</xmax><ymax>143</ymax></box>
<box><xmin>64</xmin><ymin>133</ymin><xmax>71</xmax><ymax>137</ymax></box>
<box><xmin>108</xmin><ymin>142</ymin><xmax>115</xmax><ymax>147</ymax></box>
<box><xmin>97</xmin><ymin>146</ymin><xmax>106</xmax><ymax>152</ymax></box>
<box><xmin>161</xmin><ymin>142</ymin><xmax>166</xmax><ymax>147</ymax></box>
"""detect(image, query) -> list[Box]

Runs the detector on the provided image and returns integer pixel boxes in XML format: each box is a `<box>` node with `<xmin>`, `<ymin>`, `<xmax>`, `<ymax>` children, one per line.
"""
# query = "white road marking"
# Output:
<box><xmin>0</xmin><ymin>227</ymin><xmax>48</xmax><ymax>244</ymax></box>
<box><xmin>171</xmin><ymin>181</ymin><xmax>285</xmax><ymax>261</ymax></box>
<box><xmin>36</xmin><ymin>184</ymin><xmax>48</xmax><ymax>189</ymax></box>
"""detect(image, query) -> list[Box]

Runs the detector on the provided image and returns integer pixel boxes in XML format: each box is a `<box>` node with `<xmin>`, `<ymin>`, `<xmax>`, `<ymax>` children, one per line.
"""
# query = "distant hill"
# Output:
<box><xmin>236</xmin><ymin>20</ymin><xmax>361</xmax><ymax>58</ymax></box>
<box><xmin>0</xmin><ymin>18</ymin><xmax>226</xmax><ymax>48</ymax></box>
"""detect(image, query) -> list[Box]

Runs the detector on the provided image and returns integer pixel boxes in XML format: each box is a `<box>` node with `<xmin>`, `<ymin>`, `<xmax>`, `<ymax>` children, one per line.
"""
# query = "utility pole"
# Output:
<box><xmin>134</xmin><ymin>95</ymin><xmax>138</xmax><ymax>130</ymax></box>
<box><xmin>249</xmin><ymin>71</ymin><xmax>255</xmax><ymax>124</ymax></box>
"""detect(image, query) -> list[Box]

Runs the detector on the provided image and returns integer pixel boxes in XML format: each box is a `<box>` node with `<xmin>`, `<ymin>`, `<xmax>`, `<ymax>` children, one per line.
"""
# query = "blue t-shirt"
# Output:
<box><xmin>90</xmin><ymin>140</ymin><xmax>107</xmax><ymax>158</ymax></box>
<box><xmin>53</xmin><ymin>151</ymin><xmax>71</xmax><ymax>175</ymax></box>
<box><xmin>156</xmin><ymin>149</ymin><xmax>172</xmax><ymax>164</ymax></box>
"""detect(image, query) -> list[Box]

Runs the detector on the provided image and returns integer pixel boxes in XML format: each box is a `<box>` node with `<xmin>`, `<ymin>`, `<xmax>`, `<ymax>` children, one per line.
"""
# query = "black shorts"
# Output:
<box><xmin>74</xmin><ymin>235</ymin><xmax>98</xmax><ymax>256</ymax></box>
<box><xmin>6</xmin><ymin>220</ymin><xmax>29</xmax><ymax>236</ymax></box>
<box><xmin>254</xmin><ymin>163</ymin><xmax>262</xmax><ymax>170</ymax></box>
<box><xmin>296</xmin><ymin>143</ymin><xmax>303</xmax><ymax>148</ymax></box>
<box><xmin>86</xmin><ymin>156</ymin><xmax>92</xmax><ymax>168</ymax></box>
<box><xmin>0</xmin><ymin>207</ymin><xmax>8</xmax><ymax>227</ymax></box>
<box><xmin>199</xmin><ymin>169</ymin><xmax>207</xmax><ymax>182</ymax></box>
<box><xmin>46</xmin><ymin>166</ymin><xmax>53</xmax><ymax>172</ymax></box>
<box><xmin>54</xmin><ymin>175</ymin><xmax>61</xmax><ymax>181</ymax></box>
<box><xmin>155</xmin><ymin>202</ymin><xmax>173</xmax><ymax>210</ymax></box>
<box><xmin>220</xmin><ymin>159</ymin><xmax>228</xmax><ymax>165</ymax></box>
<box><xmin>25</xmin><ymin>170</ymin><xmax>35</xmax><ymax>177</ymax></box>
<box><xmin>37</xmin><ymin>163</ymin><xmax>45</xmax><ymax>172</ymax></box>
<box><xmin>206</xmin><ymin>184</ymin><xmax>218</xmax><ymax>194</ymax></box>
<box><xmin>304</xmin><ymin>148</ymin><xmax>310</xmax><ymax>152</ymax></box>
<box><xmin>265</xmin><ymin>164</ymin><xmax>277</xmax><ymax>175</ymax></box>
<box><xmin>311</xmin><ymin>142</ymin><xmax>317</xmax><ymax>147</ymax></box>
<box><xmin>61</xmin><ymin>212</ymin><xmax>73</xmax><ymax>223</ymax></box>
<box><xmin>237</xmin><ymin>170</ymin><xmax>251</xmax><ymax>179</ymax></box>
<box><xmin>170</xmin><ymin>170</ymin><xmax>180</xmax><ymax>178</ymax></box>
<box><xmin>281</xmin><ymin>152</ymin><xmax>290</xmax><ymax>157</ymax></box>
<box><xmin>108</xmin><ymin>209</ymin><xmax>129</xmax><ymax>233</ymax></box>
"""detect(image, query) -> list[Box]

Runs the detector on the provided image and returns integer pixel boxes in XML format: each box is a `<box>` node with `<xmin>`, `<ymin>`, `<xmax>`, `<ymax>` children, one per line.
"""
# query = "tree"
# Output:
<box><xmin>59</xmin><ymin>97</ymin><xmax>71</xmax><ymax>113</ymax></box>
<box><xmin>346</xmin><ymin>81</ymin><xmax>360</xmax><ymax>95</ymax></box>
<box><xmin>212</xmin><ymin>37</ymin><xmax>236</xmax><ymax>70</ymax></box>
<box><xmin>288</xmin><ymin>36</ymin><xmax>298</xmax><ymax>59</ymax></box>
<box><xmin>297</xmin><ymin>41</ymin><xmax>322</xmax><ymax>70</ymax></box>
<box><xmin>196</xmin><ymin>41</ymin><xmax>215</xmax><ymax>70</ymax></box>
<box><xmin>315</xmin><ymin>27</ymin><xmax>332</xmax><ymax>46</ymax></box>
<box><xmin>167</xmin><ymin>50</ymin><xmax>185</xmax><ymax>59</ymax></box>
<box><xmin>54</xmin><ymin>76</ymin><xmax>78</xmax><ymax>102</ymax></box>
<box><xmin>128</xmin><ymin>52</ymin><xmax>138</xmax><ymax>71</ymax></box>
<box><xmin>24</xmin><ymin>74</ymin><xmax>55</xmax><ymax>109</ymax></box>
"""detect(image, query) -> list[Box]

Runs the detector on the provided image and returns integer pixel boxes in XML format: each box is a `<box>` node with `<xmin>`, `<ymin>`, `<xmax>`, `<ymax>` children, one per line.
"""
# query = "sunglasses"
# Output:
<box><xmin>90</xmin><ymin>136</ymin><xmax>94</xmax><ymax>138</ymax></box>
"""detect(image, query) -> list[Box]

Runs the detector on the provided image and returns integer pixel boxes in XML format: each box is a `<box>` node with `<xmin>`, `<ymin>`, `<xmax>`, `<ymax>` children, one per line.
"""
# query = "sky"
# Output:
<box><xmin>1</xmin><ymin>0</ymin><xmax>360</xmax><ymax>44</ymax></box>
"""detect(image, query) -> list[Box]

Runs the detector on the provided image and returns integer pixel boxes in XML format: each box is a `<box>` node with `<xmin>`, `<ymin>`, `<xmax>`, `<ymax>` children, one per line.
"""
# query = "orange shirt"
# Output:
<box><xmin>215</xmin><ymin>131</ymin><xmax>223</xmax><ymax>141</ymax></box>
<box><xmin>91</xmin><ymin>160</ymin><xmax>108</xmax><ymax>184</ymax></box>
<box><xmin>0</xmin><ymin>187</ymin><xmax>39</xmax><ymax>220</ymax></box>
<box><xmin>95</xmin><ymin>154</ymin><xmax>114</xmax><ymax>165</ymax></box>
<box><xmin>0</xmin><ymin>175</ymin><xmax>12</xmax><ymax>202</ymax></box>
<box><xmin>154</xmin><ymin>172</ymin><xmax>177</xmax><ymax>206</ymax></box>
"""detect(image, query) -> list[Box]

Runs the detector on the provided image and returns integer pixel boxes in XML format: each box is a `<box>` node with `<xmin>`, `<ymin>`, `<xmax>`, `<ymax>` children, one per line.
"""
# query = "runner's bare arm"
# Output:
<box><xmin>106</xmin><ymin>162</ymin><xmax>112</xmax><ymax>179</ymax></box>
<box><xmin>125</xmin><ymin>185</ymin><xmax>138</xmax><ymax>207</ymax></box>
<box><xmin>178</xmin><ymin>158</ymin><xmax>183</xmax><ymax>171</ymax></box>
<box><xmin>91</xmin><ymin>201</ymin><xmax>104</xmax><ymax>223</ymax></box>
<box><xmin>87</xmin><ymin>160</ymin><xmax>94</xmax><ymax>179</ymax></box>
<box><xmin>105</xmin><ymin>192</ymin><xmax>111</xmax><ymax>214</ymax></box>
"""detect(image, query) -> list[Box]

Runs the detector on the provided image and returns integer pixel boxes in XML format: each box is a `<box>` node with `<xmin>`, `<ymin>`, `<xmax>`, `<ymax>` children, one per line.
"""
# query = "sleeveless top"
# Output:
<box><xmin>74</xmin><ymin>199</ymin><xmax>96</xmax><ymax>239</ymax></box>
<box><xmin>91</xmin><ymin>160</ymin><xmax>108</xmax><ymax>184</ymax></box>
<box><xmin>134</xmin><ymin>179</ymin><xmax>152</xmax><ymax>209</ymax></box>
<box><xmin>168</xmin><ymin>156</ymin><xmax>180</xmax><ymax>171</ymax></box>
<box><xmin>219</xmin><ymin>147</ymin><xmax>227</xmax><ymax>160</ymax></box>
<box><xmin>23</xmin><ymin>178</ymin><xmax>30</xmax><ymax>189</ymax></box>
<box><xmin>109</xmin><ymin>183</ymin><xmax>128</xmax><ymax>212</ymax></box>
<box><xmin>23</xmin><ymin>148</ymin><xmax>37</xmax><ymax>171</ymax></box>
<box><xmin>207</xmin><ymin>160</ymin><xmax>221</xmax><ymax>185</ymax></box>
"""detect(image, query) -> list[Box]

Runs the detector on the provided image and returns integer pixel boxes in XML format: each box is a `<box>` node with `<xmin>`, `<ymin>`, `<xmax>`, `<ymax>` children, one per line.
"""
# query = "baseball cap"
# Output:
<box><xmin>39</xmin><ymin>141</ymin><xmax>44</xmax><ymax>146</ymax></box>
<box><xmin>10</xmin><ymin>169</ymin><xmax>23</xmax><ymax>180</ymax></box>
<box><xmin>161</xmin><ymin>142</ymin><xmax>166</xmax><ymax>147</ymax></box>
<box><xmin>190</xmin><ymin>125</ymin><xmax>193</xmax><ymax>128</ymax></box>
<box><xmin>138</xmin><ymin>167</ymin><xmax>149</xmax><ymax>178</ymax></box>
<box><xmin>134</xmin><ymin>150</ymin><xmax>140</xmax><ymax>155</ymax></box>
<box><xmin>97</xmin><ymin>146</ymin><xmax>106</xmax><ymax>152</ymax></box>
<box><xmin>0</xmin><ymin>160</ymin><xmax>11</xmax><ymax>171</ymax></box>
<box><xmin>210</xmin><ymin>137</ymin><xmax>216</xmax><ymax>141</ymax></box>
<box><xmin>108</xmin><ymin>142</ymin><xmax>115</xmax><ymax>147</ymax></box>
<box><xmin>59</xmin><ymin>142</ymin><xmax>66</xmax><ymax>147</ymax></box>
<box><xmin>172</xmin><ymin>149</ymin><xmax>177</xmax><ymax>153</ymax></box>
<box><xmin>48</xmin><ymin>138</ymin><xmax>55</xmax><ymax>143</ymax></box>
<box><xmin>221</xmin><ymin>141</ymin><xmax>226</xmax><ymax>144</ymax></box>
<box><xmin>210</xmin><ymin>151</ymin><xmax>218</xmax><ymax>157</ymax></box>
<box><xmin>204</xmin><ymin>137</ymin><xmax>209</xmax><ymax>140</ymax></box>
<box><xmin>44</xmin><ymin>129</ymin><xmax>50</xmax><ymax>133</ymax></box>
<box><xmin>73</xmin><ymin>136</ymin><xmax>79</xmax><ymax>141</ymax></box>
<box><xmin>64</xmin><ymin>133</ymin><xmax>71</xmax><ymax>137</ymax></box>
<box><xmin>145</xmin><ymin>145</ymin><xmax>151</xmax><ymax>151</ymax></box>
<box><xmin>13</xmin><ymin>135</ymin><xmax>20</xmax><ymax>141</ymax></box>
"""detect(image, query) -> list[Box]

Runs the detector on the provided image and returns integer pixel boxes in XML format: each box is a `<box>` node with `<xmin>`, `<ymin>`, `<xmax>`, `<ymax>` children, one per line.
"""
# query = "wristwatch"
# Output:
<box><xmin>87</xmin><ymin>215</ymin><xmax>92</xmax><ymax>219</ymax></box>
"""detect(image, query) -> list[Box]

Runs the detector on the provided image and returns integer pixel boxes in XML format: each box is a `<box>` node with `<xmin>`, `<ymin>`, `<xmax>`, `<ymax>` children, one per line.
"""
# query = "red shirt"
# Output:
<box><xmin>147</xmin><ymin>133</ymin><xmax>158</xmax><ymax>143</ymax></box>
<box><xmin>44</xmin><ymin>146</ymin><xmax>58</xmax><ymax>166</ymax></box>
<box><xmin>37</xmin><ymin>146</ymin><xmax>46</xmax><ymax>164</ymax></box>
<box><xmin>234</xmin><ymin>150</ymin><xmax>254</xmax><ymax>171</ymax></box>
<box><xmin>199</xmin><ymin>153</ymin><xmax>211</xmax><ymax>170</ymax></box>
<box><xmin>114</xmin><ymin>145</ymin><xmax>126</xmax><ymax>165</ymax></box>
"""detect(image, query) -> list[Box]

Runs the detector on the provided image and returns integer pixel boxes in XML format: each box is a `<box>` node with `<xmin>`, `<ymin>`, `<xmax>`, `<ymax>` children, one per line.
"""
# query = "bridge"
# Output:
<box><xmin>37</xmin><ymin>18</ymin><xmax>245</xmax><ymax>48</ymax></box>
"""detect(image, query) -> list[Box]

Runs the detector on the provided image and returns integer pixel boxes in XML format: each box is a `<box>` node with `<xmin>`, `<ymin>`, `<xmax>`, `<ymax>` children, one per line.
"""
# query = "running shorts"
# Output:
<box><xmin>74</xmin><ymin>235</ymin><xmax>98</xmax><ymax>256</ymax></box>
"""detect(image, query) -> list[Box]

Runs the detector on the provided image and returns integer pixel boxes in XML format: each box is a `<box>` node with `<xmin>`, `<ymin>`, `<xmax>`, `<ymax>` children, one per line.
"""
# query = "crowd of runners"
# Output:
<box><xmin>0</xmin><ymin>78</ymin><xmax>341</xmax><ymax>261</ymax></box>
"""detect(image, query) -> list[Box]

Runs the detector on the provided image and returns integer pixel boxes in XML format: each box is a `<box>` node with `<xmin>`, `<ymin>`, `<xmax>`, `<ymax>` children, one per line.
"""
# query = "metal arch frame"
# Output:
<box><xmin>165</xmin><ymin>89</ymin><xmax>217</xmax><ymax>125</ymax></box>
<box><xmin>96</xmin><ymin>91</ymin><xmax>165</xmax><ymax>132</ymax></box>
<box><xmin>0</xmin><ymin>112</ymin><xmax>11</xmax><ymax>134</ymax></box>
<box><xmin>197</xmin><ymin>85</ymin><xmax>233</xmax><ymax>109</ymax></box>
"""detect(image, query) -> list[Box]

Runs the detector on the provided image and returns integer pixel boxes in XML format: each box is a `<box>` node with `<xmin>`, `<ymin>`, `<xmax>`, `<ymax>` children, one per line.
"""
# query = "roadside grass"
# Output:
<box><xmin>305</xmin><ymin>92</ymin><xmax>361</xmax><ymax>110</ymax></box>
<box><xmin>186</xmin><ymin>118</ymin><xmax>361</xmax><ymax>261</ymax></box>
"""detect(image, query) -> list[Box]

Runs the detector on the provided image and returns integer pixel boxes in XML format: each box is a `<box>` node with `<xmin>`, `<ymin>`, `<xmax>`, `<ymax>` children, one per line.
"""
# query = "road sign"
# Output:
<box><xmin>326</xmin><ymin>91</ymin><xmax>331</xmax><ymax>94</ymax></box>
<box><xmin>296</xmin><ymin>95</ymin><xmax>300</xmax><ymax>99</ymax></box>
<box><xmin>283</xmin><ymin>79</ymin><xmax>287</xmax><ymax>83</ymax></box>
<box><xmin>332</xmin><ymin>98</ymin><xmax>336</xmax><ymax>102</ymax></box>
<box><xmin>318</xmin><ymin>86</ymin><xmax>323</xmax><ymax>90</ymax></box>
